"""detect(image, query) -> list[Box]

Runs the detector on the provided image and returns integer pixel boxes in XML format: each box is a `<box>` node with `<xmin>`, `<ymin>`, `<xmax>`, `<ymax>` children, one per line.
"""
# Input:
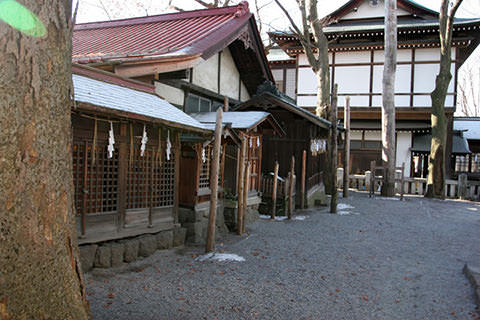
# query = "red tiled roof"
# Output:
<box><xmin>73</xmin><ymin>2</ymin><xmax>251</xmax><ymax>64</ymax></box>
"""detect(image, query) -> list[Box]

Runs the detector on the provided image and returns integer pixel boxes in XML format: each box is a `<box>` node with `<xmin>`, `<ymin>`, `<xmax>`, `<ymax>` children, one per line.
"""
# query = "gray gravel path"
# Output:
<box><xmin>85</xmin><ymin>192</ymin><xmax>480</xmax><ymax>320</ymax></box>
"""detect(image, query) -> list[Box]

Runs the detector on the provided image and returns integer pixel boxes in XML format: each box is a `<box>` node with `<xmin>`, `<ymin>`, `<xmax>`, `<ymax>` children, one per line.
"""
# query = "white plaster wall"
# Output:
<box><xmin>297</xmin><ymin>67</ymin><xmax>318</xmax><ymax>94</ymax></box>
<box><xmin>285</xmin><ymin>68</ymin><xmax>296</xmax><ymax>99</ymax></box>
<box><xmin>372</xmin><ymin>64</ymin><xmax>411</xmax><ymax>93</ymax></box>
<box><xmin>335</xmin><ymin>51</ymin><xmax>370</xmax><ymax>64</ymax></box>
<box><xmin>339</xmin><ymin>95</ymin><xmax>370</xmax><ymax>107</ymax></box>
<box><xmin>351</xmin><ymin>131</ymin><xmax>363</xmax><ymax>140</ymax></box>
<box><xmin>298</xmin><ymin>53</ymin><xmax>332</xmax><ymax>65</ymax></box>
<box><xmin>155</xmin><ymin>82</ymin><xmax>184</xmax><ymax>107</ymax></box>
<box><xmin>335</xmin><ymin>66</ymin><xmax>370</xmax><ymax>94</ymax></box>
<box><xmin>220</xmin><ymin>48</ymin><xmax>241</xmax><ymax>100</ymax></box>
<box><xmin>240</xmin><ymin>81</ymin><xmax>250</xmax><ymax>102</ymax></box>
<box><xmin>342</xmin><ymin>0</ymin><xmax>411</xmax><ymax>20</ymax></box>
<box><xmin>297</xmin><ymin>95</ymin><xmax>317</xmax><ymax>107</ymax></box>
<box><xmin>271</xmin><ymin>69</ymin><xmax>283</xmax><ymax>81</ymax></box>
<box><xmin>396</xmin><ymin>132</ymin><xmax>412</xmax><ymax>177</ymax></box>
<box><xmin>414</xmin><ymin>63</ymin><xmax>455</xmax><ymax>93</ymax></box>
<box><xmin>364</xmin><ymin>131</ymin><xmax>380</xmax><ymax>141</ymax></box>
<box><xmin>192</xmin><ymin>54</ymin><xmax>218</xmax><ymax>93</ymax></box>
<box><xmin>374</xmin><ymin>49</ymin><xmax>412</xmax><ymax>62</ymax></box>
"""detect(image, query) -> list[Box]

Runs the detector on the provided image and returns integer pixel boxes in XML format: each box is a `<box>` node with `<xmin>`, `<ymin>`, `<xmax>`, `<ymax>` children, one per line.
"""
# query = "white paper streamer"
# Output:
<box><xmin>249</xmin><ymin>137</ymin><xmax>253</xmax><ymax>148</ymax></box>
<box><xmin>256</xmin><ymin>136</ymin><xmax>260</xmax><ymax>147</ymax></box>
<box><xmin>202</xmin><ymin>148</ymin><xmax>206</xmax><ymax>163</ymax></box>
<box><xmin>107</xmin><ymin>121</ymin><xmax>115</xmax><ymax>159</ymax></box>
<box><xmin>166</xmin><ymin>130</ymin><xmax>171</xmax><ymax>161</ymax></box>
<box><xmin>140</xmin><ymin>125</ymin><xmax>148</xmax><ymax>157</ymax></box>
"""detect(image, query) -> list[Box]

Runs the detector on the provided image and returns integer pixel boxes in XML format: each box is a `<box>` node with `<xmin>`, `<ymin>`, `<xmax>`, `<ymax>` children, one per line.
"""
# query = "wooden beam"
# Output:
<box><xmin>206</xmin><ymin>108</ymin><xmax>223</xmax><ymax>253</ymax></box>
<box><xmin>241</xmin><ymin>162</ymin><xmax>251</xmax><ymax>234</ymax></box>
<box><xmin>237</xmin><ymin>137</ymin><xmax>247</xmax><ymax>235</ymax></box>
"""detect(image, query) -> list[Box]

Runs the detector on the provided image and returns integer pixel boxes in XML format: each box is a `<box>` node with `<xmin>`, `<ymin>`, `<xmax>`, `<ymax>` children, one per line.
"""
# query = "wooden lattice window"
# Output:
<box><xmin>126</xmin><ymin>144</ymin><xmax>175</xmax><ymax>209</ymax></box>
<box><xmin>199</xmin><ymin>145</ymin><xmax>211</xmax><ymax>190</ymax></box>
<box><xmin>72</xmin><ymin>140</ymin><xmax>119</xmax><ymax>215</ymax></box>
<box><xmin>247</xmin><ymin>136</ymin><xmax>262</xmax><ymax>192</ymax></box>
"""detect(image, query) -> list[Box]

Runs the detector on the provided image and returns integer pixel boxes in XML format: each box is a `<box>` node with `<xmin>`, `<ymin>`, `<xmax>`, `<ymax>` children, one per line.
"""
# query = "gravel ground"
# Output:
<box><xmin>85</xmin><ymin>191</ymin><xmax>480</xmax><ymax>320</ymax></box>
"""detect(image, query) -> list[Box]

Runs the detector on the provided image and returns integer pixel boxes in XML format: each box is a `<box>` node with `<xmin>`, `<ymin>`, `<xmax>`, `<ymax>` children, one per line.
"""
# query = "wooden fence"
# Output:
<box><xmin>339</xmin><ymin>169</ymin><xmax>480</xmax><ymax>201</ymax></box>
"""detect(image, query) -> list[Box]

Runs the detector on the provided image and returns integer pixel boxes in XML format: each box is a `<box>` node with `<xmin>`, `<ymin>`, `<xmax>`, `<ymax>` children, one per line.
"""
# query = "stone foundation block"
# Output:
<box><xmin>156</xmin><ymin>230</ymin><xmax>173</xmax><ymax>250</ymax></box>
<box><xmin>122</xmin><ymin>239</ymin><xmax>139</xmax><ymax>263</ymax></box>
<box><xmin>94</xmin><ymin>245</ymin><xmax>111</xmax><ymax>268</ymax></box>
<box><xmin>139</xmin><ymin>235</ymin><xmax>157</xmax><ymax>257</ymax></box>
<box><xmin>79</xmin><ymin>244</ymin><xmax>98</xmax><ymax>272</ymax></box>
<box><xmin>111</xmin><ymin>243</ymin><xmax>125</xmax><ymax>267</ymax></box>
<box><xmin>173</xmin><ymin>227</ymin><xmax>187</xmax><ymax>247</ymax></box>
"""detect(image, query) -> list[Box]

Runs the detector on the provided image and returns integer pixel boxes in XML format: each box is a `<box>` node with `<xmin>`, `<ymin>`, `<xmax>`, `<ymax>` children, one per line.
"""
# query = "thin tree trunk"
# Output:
<box><xmin>0</xmin><ymin>0</ymin><xmax>90</xmax><ymax>318</ymax></box>
<box><xmin>381</xmin><ymin>0</ymin><xmax>397</xmax><ymax>197</ymax></box>
<box><xmin>343</xmin><ymin>97</ymin><xmax>350</xmax><ymax>198</ymax></box>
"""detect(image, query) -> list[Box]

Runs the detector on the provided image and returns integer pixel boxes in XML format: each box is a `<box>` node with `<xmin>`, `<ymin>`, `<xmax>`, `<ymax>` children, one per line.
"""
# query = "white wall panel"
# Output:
<box><xmin>364</xmin><ymin>131</ymin><xmax>380</xmax><ymax>141</ymax></box>
<box><xmin>374</xmin><ymin>49</ymin><xmax>411</xmax><ymax>62</ymax></box>
<box><xmin>414</xmin><ymin>63</ymin><xmax>439</xmax><ymax>92</ymax></box>
<box><xmin>335</xmin><ymin>51</ymin><xmax>370</xmax><ymax>64</ymax></box>
<box><xmin>335</xmin><ymin>66</ymin><xmax>370</xmax><ymax>93</ymax></box>
<box><xmin>351</xmin><ymin>131</ymin><xmax>363</xmax><ymax>140</ymax></box>
<box><xmin>340</xmin><ymin>95</ymin><xmax>369</xmax><ymax>107</ymax></box>
<box><xmin>396</xmin><ymin>132</ymin><xmax>412</xmax><ymax>177</ymax></box>
<box><xmin>395</xmin><ymin>95</ymin><xmax>411</xmax><ymax>107</ymax></box>
<box><xmin>192</xmin><ymin>55</ymin><xmax>218</xmax><ymax>93</ymax></box>
<box><xmin>285</xmin><ymin>68</ymin><xmax>296</xmax><ymax>99</ymax></box>
<box><xmin>297</xmin><ymin>95</ymin><xmax>317</xmax><ymax>107</ymax></box>
<box><xmin>415</xmin><ymin>48</ymin><xmax>441</xmax><ymax>61</ymax></box>
<box><xmin>372</xmin><ymin>65</ymin><xmax>411</xmax><ymax>93</ymax></box>
<box><xmin>219</xmin><ymin>48</ymin><xmax>241</xmax><ymax>99</ymax></box>
<box><xmin>271</xmin><ymin>69</ymin><xmax>283</xmax><ymax>81</ymax></box>
<box><xmin>413</xmin><ymin>95</ymin><xmax>431</xmax><ymax>107</ymax></box>
<box><xmin>298</xmin><ymin>53</ymin><xmax>333</xmax><ymax>65</ymax></box>
<box><xmin>297</xmin><ymin>67</ymin><xmax>317</xmax><ymax>94</ymax></box>
<box><xmin>342</xmin><ymin>0</ymin><xmax>410</xmax><ymax>20</ymax></box>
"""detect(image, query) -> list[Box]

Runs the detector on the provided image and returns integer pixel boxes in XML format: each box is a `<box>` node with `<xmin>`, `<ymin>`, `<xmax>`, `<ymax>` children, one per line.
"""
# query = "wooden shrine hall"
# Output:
<box><xmin>71</xmin><ymin>65</ymin><xmax>209</xmax><ymax>244</ymax></box>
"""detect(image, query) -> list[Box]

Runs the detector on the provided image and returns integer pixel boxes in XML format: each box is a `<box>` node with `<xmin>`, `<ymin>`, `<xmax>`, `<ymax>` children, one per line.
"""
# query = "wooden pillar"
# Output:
<box><xmin>330</xmin><ymin>84</ymin><xmax>338</xmax><ymax>214</ymax></box>
<box><xmin>343</xmin><ymin>97</ymin><xmax>350</xmax><ymax>198</ymax></box>
<box><xmin>271</xmin><ymin>161</ymin><xmax>279</xmax><ymax>219</ymax></box>
<box><xmin>241</xmin><ymin>161</ymin><xmax>250</xmax><ymax>234</ymax></box>
<box><xmin>288</xmin><ymin>155</ymin><xmax>295</xmax><ymax>219</ymax></box>
<box><xmin>206</xmin><ymin>108</ymin><xmax>223</xmax><ymax>253</ymax></box>
<box><xmin>237</xmin><ymin>136</ymin><xmax>247</xmax><ymax>235</ymax></box>
<box><xmin>81</xmin><ymin>141</ymin><xmax>88</xmax><ymax>237</ymax></box>
<box><xmin>173</xmin><ymin>132</ymin><xmax>181</xmax><ymax>224</ymax></box>
<box><xmin>118</xmin><ymin>122</ymin><xmax>128</xmax><ymax>229</ymax></box>
<box><xmin>224</xmin><ymin>96</ymin><xmax>229</xmax><ymax>112</ymax></box>
<box><xmin>301</xmin><ymin>150</ymin><xmax>306</xmax><ymax>209</ymax></box>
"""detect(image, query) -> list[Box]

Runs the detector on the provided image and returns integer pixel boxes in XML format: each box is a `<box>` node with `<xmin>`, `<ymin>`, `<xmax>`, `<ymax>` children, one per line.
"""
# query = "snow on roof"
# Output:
<box><xmin>454</xmin><ymin>118</ymin><xmax>480</xmax><ymax>140</ymax></box>
<box><xmin>191</xmin><ymin>111</ymin><xmax>271</xmax><ymax>130</ymax></box>
<box><xmin>73</xmin><ymin>74</ymin><xmax>207</xmax><ymax>131</ymax></box>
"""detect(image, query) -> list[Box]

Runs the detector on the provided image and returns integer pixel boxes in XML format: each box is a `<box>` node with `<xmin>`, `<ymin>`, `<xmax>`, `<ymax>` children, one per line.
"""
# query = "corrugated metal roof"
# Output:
<box><xmin>412</xmin><ymin>133</ymin><xmax>471</xmax><ymax>154</ymax></box>
<box><xmin>73</xmin><ymin>3</ymin><xmax>251</xmax><ymax>63</ymax></box>
<box><xmin>73</xmin><ymin>74</ymin><xmax>207</xmax><ymax>131</ymax></box>
<box><xmin>191</xmin><ymin>111</ymin><xmax>270</xmax><ymax>129</ymax></box>
<box><xmin>454</xmin><ymin>118</ymin><xmax>480</xmax><ymax>140</ymax></box>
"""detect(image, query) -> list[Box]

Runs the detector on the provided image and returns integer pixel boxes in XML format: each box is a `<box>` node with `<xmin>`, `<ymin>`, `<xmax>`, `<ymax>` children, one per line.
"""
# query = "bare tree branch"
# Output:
<box><xmin>98</xmin><ymin>0</ymin><xmax>112</xmax><ymax>20</ymax></box>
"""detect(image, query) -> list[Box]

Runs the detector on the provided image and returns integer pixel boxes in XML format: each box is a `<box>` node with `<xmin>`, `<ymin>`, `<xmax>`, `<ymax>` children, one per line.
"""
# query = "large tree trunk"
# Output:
<box><xmin>381</xmin><ymin>0</ymin><xmax>397</xmax><ymax>197</ymax></box>
<box><xmin>425</xmin><ymin>0</ymin><xmax>462</xmax><ymax>198</ymax></box>
<box><xmin>0</xmin><ymin>1</ymin><xmax>91</xmax><ymax>318</ymax></box>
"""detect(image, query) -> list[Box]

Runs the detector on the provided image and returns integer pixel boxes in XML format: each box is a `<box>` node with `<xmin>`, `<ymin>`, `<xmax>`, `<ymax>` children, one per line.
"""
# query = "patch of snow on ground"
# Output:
<box><xmin>375</xmin><ymin>197</ymin><xmax>400</xmax><ymax>201</ymax></box>
<box><xmin>338</xmin><ymin>203</ymin><xmax>354</xmax><ymax>210</ymax></box>
<box><xmin>293</xmin><ymin>216</ymin><xmax>307</xmax><ymax>220</ymax></box>
<box><xmin>259</xmin><ymin>215</ymin><xmax>289</xmax><ymax>221</ymax></box>
<box><xmin>196</xmin><ymin>253</ymin><xmax>245</xmax><ymax>262</ymax></box>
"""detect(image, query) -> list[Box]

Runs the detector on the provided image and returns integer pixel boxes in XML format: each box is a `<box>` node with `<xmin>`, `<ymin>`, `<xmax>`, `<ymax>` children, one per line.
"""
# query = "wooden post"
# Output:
<box><xmin>173</xmin><ymin>133</ymin><xmax>181</xmax><ymax>224</ymax></box>
<box><xmin>224</xmin><ymin>96</ymin><xmax>229</xmax><ymax>112</ymax></box>
<box><xmin>241</xmin><ymin>162</ymin><xmax>250</xmax><ymax>234</ymax></box>
<box><xmin>271</xmin><ymin>161</ymin><xmax>279</xmax><ymax>219</ymax></box>
<box><xmin>343</xmin><ymin>96</ymin><xmax>350</xmax><ymax>198</ymax></box>
<box><xmin>301</xmin><ymin>150</ymin><xmax>306</xmax><ymax>209</ymax></box>
<box><xmin>118</xmin><ymin>122</ymin><xmax>128</xmax><ymax>229</ymax></box>
<box><xmin>369</xmin><ymin>160</ymin><xmax>376</xmax><ymax>197</ymax></box>
<box><xmin>206</xmin><ymin>108</ymin><xmax>223</xmax><ymax>253</ymax></box>
<box><xmin>237</xmin><ymin>137</ymin><xmax>247</xmax><ymax>235</ymax></box>
<box><xmin>81</xmin><ymin>141</ymin><xmax>88</xmax><ymax>237</ymax></box>
<box><xmin>330</xmin><ymin>84</ymin><xmax>338</xmax><ymax>214</ymax></box>
<box><xmin>288</xmin><ymin>155</ymin><xmax>295</xmax><ymax>219</ymax></box>
<box><xmin>400</xmin><ymin>162</ymin><xmax>405</xmax><ymax>201</ymax></box>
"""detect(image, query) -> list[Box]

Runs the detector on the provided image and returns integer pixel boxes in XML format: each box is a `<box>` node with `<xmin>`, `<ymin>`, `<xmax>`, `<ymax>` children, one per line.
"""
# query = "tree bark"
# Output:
<box><xmin>381</xmin><ymin>0</ymin><xmax>397</xmax><ymax>197</ymax></box>
<box><xmin>330</xmin><ymin>84</ymin><xmax>338</xmax><ymax>214</ymax></box>
<box><xmin>0</xmin><ymin>1</ymin><xmax>91</xmax><ymax>318</ymax></box>
<box><xmin>425</xmin><ymin>0</ymin><xmax>463</xmax><ymax>198</ymax></box>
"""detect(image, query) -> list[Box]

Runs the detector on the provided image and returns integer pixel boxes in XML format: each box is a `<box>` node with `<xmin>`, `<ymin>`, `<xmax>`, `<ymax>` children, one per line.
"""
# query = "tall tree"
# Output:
<box><xmin>274</xmin><ymin>0</ymin><xmax>334</xmax><ymax>193</ymax></box>
<box><xmin>425</xmin><ymin>0</ymin><xmax>464</xmax><ymax>198</ymax></box>
<box><xmin>0</xmin><ymin>0</ymin><xmax>91</xmax><ymax>318</ymax></box>
<box><xmin>381</xmin><ymin>0</ymin><xmax>397</xmax><ymax>197</ymax></box>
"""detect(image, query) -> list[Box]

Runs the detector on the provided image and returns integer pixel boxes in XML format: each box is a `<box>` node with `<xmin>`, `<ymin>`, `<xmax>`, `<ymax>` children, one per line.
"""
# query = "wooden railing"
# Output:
<box><xmin>307</xmin><ymin>172</ymin><xmax>322</xmax><ymax>191</ymax></box>
<box><xmin>338</xmin><ymin>168</ymin><xmax>480</xmax><ymax>201</ymax></box>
